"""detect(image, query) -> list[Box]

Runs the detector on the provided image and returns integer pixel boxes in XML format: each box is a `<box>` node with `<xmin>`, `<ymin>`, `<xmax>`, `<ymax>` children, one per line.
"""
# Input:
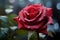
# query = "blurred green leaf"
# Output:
<box><xmin>16</xmin><ymin>30</ymin><xmax>27</xmax><ymax>35</ymax></box>
<box><xmin>29</xmin><ymin>32</ymin><xmax>37</xmax><ymax>40</ymax></box>
<box><xmin>7</xmin><ymin>14</ymin><xmax>17</xmax><ymax>26</ymax></box>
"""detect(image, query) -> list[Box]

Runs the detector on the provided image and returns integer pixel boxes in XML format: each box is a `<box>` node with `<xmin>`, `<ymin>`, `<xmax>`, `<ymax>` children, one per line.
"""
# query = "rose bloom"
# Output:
<box><xmin>14</xmin><ymin>4</ymin><xmax>53</xmax><ymax>34</ymax></box>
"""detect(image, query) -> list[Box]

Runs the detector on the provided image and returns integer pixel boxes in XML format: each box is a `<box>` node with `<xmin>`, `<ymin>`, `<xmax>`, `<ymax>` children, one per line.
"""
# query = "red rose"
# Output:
<box><xmin>14</xmin><ymin>4</ymin><xmax>53</xmax><ymax>34</ymax></box>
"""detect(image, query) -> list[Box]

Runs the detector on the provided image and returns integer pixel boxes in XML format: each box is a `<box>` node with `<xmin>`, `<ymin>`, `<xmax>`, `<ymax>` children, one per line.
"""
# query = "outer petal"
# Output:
<box><xmin>13</xmin><ymin>16</ymin><xmax>23</xmax><ymax>29</ymax></box>
<box><xmin>47</xmin><ymin>8</ymin><xmax>53</xmax><ymax>24</ymax></box>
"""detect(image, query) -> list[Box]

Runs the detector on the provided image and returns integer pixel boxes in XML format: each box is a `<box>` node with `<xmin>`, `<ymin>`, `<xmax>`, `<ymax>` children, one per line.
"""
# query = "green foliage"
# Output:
<box><xmin>16</xmin><ymin>30</ymin><xmax>27</xmax><ymax>35</ymax></box>
<box><xmin>7</xmin><ymin>14</ymin><xmax>17</xmax><ymax>26</ymax></box>
<box><xmin>29</xmin><ymin>32</ymin><xmax>37</xmax><ymax>40</ymax></box>
<box><xmin>0</xmin><ymin>13</ymin><xmax>39</xmax><ymax>40</ymax></box>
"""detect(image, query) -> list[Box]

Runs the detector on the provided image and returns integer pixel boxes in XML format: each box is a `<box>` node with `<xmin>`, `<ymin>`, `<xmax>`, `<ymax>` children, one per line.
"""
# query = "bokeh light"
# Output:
<box><xmin>56</xmin><ymin>2</ymin><xmax>60</xmax><ymax>10</ymax></box>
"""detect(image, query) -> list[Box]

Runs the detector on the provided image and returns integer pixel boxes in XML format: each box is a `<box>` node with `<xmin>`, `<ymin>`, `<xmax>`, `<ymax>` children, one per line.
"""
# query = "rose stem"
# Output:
<box><xmin>36</xmin><ymin>32</ymin><xmax>40</xmax><ymax>40</ymax></box>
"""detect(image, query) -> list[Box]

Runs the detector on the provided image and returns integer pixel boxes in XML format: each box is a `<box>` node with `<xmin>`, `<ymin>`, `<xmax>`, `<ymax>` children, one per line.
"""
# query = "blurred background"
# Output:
<box><xmin>0</xmin><ymin>0</ymin><xmax>60</xmax><ymax>40</ymax></box>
